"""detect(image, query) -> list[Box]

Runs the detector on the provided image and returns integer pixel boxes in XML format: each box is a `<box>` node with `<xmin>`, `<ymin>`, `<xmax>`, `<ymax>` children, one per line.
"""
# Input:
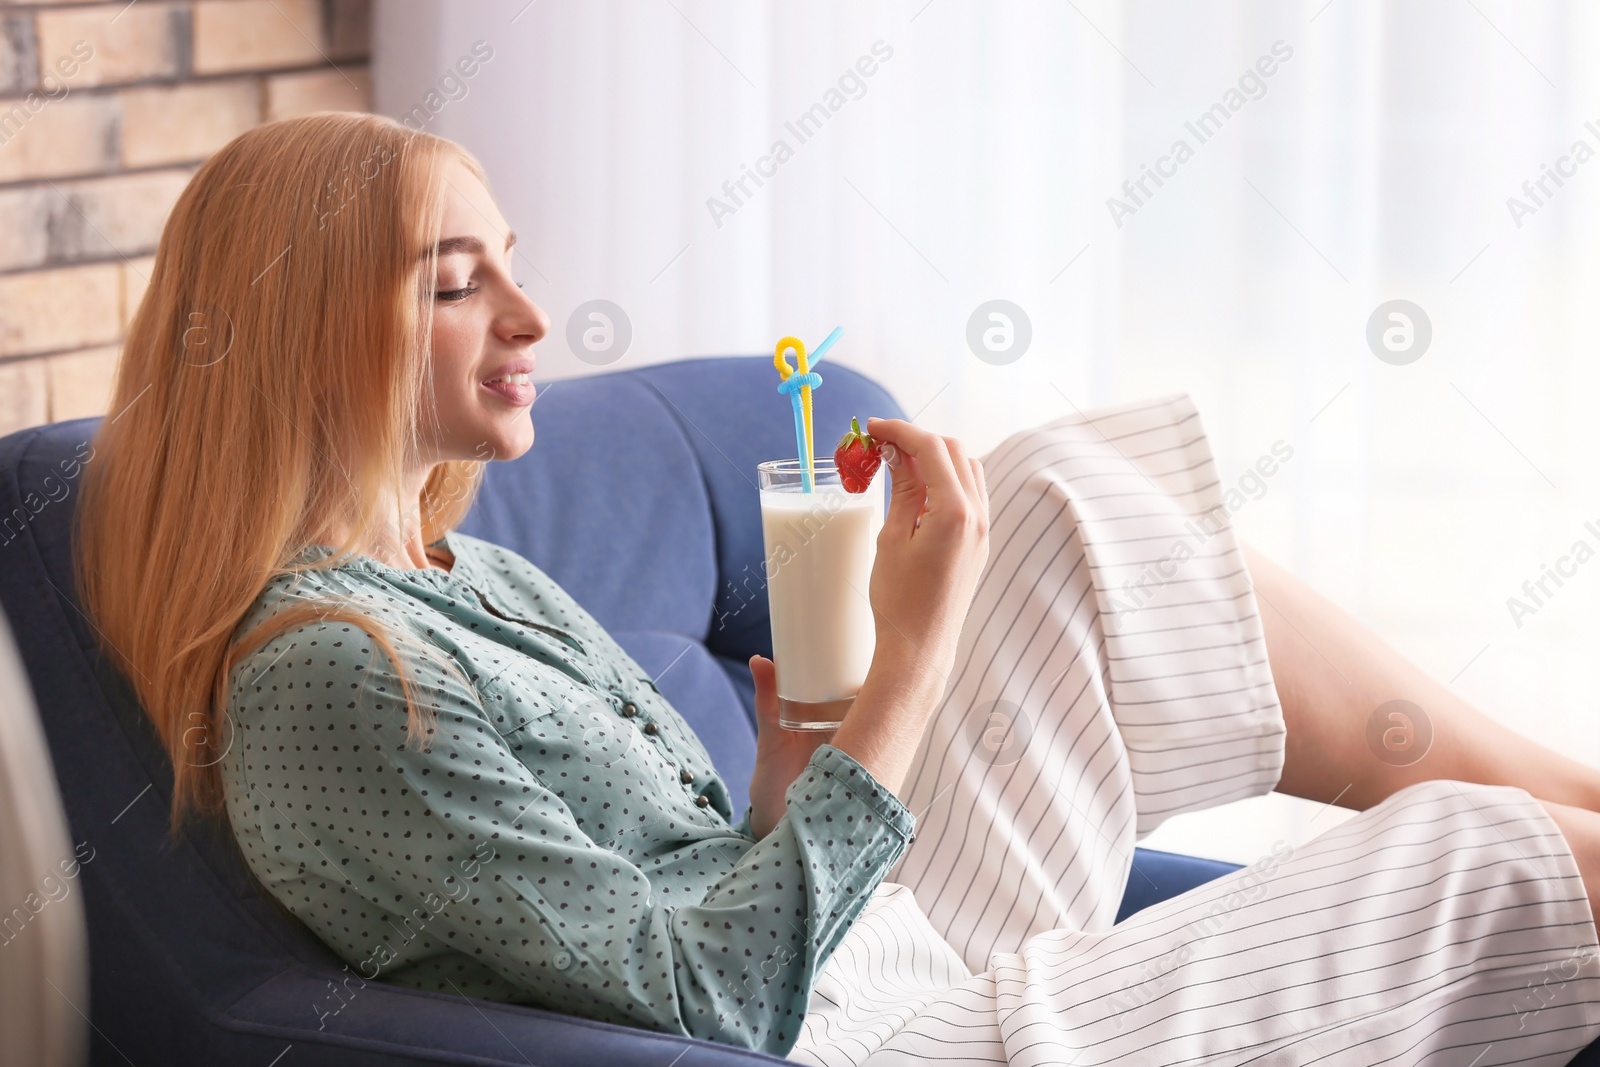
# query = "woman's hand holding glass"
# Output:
<box><xmin>743</xmin><ymin>417</ymin><xmax>991</xmax><ymax>829</ymax></box>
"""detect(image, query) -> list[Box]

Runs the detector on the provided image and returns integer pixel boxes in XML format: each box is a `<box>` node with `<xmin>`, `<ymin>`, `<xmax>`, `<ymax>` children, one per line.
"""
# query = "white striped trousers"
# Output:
<box><xmin>787</xmin><ymin>394</ymin><xmax>1600</xmax><ymax>1067</ymax></box>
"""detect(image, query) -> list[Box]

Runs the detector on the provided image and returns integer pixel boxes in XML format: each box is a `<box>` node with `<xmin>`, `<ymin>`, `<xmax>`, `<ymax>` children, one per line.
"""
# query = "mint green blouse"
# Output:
<box><xmin>219</xmin><ymin>530</ymin><xmax>915</xmax><ymax>1056</ymax></box>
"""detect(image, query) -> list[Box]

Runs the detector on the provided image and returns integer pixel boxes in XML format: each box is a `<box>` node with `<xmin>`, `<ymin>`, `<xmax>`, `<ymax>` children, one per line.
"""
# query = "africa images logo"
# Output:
<box><xmin>705</xmin><ymin>41</ymin><xmax>895</xmax><ymax>228</ymax></box>
<box><xmin>1106</xmin><ymin>40</ymin><xmax>1294</xmax><ymax>228</ymax></box>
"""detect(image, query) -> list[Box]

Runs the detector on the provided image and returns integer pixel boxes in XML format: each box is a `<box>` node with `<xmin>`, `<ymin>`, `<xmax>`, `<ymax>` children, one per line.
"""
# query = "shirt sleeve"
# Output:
<box><xmin>730</xmin><ymin>800</ymin><xmax>756</xmax><ymax>840</ymax></box>
<box><xmin>224</xmin><ymin>621</ymin><xmax>915</xmax><ymax>1057</ymax></box>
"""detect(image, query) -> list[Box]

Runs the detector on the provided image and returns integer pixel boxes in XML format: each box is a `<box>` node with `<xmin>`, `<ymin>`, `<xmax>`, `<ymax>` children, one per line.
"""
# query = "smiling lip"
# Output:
<box><xmin>481</xmin><ymin>357</ymin><xmax>537</xmax><ymax>407</ymax></box>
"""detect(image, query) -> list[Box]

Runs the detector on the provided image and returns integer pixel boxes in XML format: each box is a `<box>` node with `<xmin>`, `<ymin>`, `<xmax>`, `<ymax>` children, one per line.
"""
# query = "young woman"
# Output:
<box><xmin>75</xmin><ymin>112</ymin><xmax>1600</xmax><ymax>1065</ymax></box>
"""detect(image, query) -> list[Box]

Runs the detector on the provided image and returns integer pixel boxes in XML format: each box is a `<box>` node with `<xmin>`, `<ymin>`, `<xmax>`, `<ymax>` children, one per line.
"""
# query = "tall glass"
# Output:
<box><xmin>756</xmin><ymin>459</ymin><xmax>884</xmax><ymax>730</ymax></box>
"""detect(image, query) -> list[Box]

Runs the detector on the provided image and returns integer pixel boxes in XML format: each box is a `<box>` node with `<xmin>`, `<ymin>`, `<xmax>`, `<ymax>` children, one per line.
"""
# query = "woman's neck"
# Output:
<box><xmin>315</xmin><ymin>469</ymin><xmax>452</xmax><ymax>573</ymax></box>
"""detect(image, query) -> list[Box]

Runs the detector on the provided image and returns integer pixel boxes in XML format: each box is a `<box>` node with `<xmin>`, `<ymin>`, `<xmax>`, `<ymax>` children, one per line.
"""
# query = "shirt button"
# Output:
<box><xmin>695</xmin><ymin>794</ymin><xmax>710</xmax><ymax>808</ymax></box>
<box><xmin>680</xmin><ymin>768</ymin><xmax>694</xmax><ymax>784</ymax></box>
<box><xmin>621</xmin><ymin>702</ymin><xmax>638</xmax><ymax>717</ymax></box>
<box><xmin>642</xmin><ymin>722</ymin><xmax>658</xmax><ymax>736</ymax></box>
<box><xmin>552</xmin><ymin>949</ymin><xmax>572</xmax><ymax>969</ymax></box>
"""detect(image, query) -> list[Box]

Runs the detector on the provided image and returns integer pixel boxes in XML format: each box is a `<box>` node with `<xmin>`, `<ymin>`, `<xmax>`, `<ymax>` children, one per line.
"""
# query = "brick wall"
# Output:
<box><xmin>0</xmin><ymin>0</ymin><xmax>370</xmax><ymax>436</ymax></box>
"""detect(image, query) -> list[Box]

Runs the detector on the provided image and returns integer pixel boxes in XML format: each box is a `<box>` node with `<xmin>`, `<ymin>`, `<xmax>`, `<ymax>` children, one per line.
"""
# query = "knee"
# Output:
<box><xmin>1538</xmin><ymin>800</ymin><xmax>1600</xmax><ymax>877</ymax></box>
<box><xmin>1376</xmin><ymin>777</ymin><xmax>1537</xmax><ymax>825</ymax></box>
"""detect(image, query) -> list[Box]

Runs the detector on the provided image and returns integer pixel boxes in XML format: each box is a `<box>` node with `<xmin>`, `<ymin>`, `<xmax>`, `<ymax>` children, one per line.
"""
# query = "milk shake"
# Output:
<box><xmin>757</xmin><ymin>459</ymin><xmax>884</xmax><ymax>730</ymax></box>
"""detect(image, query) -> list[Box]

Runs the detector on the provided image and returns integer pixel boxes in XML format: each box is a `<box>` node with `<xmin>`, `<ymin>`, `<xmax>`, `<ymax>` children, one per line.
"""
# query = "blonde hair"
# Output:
<box><xmin>75</xmin><ymin>112</ymin><xmax>488</xmax><ymax>836</ymax></box>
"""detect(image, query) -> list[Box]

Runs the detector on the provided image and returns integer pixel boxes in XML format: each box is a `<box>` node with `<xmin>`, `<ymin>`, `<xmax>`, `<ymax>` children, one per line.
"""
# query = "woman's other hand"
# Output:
<box><xmin>744</xmin><ymin>653</ymin><xmax>834</xmax><ymax>840</ymax></box>
<box><xmin>861</xmin><ymin>417</ymin><xmax>990</xmax><ymax>712</ymax></box>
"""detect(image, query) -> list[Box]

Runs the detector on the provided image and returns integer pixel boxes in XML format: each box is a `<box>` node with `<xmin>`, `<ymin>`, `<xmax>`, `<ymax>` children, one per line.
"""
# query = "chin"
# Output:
<box><xmin>451</xmin><ymin>403</ymin><xmax>530</xmax><ymax>460</ymax></box>
<box><xmin>488</xmin><ymin>419</ymin><xmax>536</xmax><ymax>462</ymax></box>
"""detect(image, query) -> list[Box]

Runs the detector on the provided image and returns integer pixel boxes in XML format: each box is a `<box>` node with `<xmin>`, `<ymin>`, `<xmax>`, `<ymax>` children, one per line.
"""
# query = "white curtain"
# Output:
<box><xmin>374</xmin><ymin>0</ymin><xmax>1600</xmax><ymax>864</ymax></box>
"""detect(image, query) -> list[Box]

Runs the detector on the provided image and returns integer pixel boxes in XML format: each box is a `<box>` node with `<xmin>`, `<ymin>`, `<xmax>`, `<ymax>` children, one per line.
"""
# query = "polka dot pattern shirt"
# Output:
<box><xmin>219</xmin><ymin>529</ymin><xmax>916</xmax><ymax>1056</ymax></box>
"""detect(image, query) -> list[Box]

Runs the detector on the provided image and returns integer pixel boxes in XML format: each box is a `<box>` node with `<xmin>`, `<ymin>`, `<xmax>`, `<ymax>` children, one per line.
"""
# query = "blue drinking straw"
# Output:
<box><xmin>810</xmin><ymin>325</ymin><xmax>843</xmax><ymax>364</ymax></box>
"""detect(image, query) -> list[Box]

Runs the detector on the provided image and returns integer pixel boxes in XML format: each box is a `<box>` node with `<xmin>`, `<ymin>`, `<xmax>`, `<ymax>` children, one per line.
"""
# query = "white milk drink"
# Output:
<box><xmin>757</xmin><ymin>461</ymin><xmax>884</xmax><ymax>730</ymax></box>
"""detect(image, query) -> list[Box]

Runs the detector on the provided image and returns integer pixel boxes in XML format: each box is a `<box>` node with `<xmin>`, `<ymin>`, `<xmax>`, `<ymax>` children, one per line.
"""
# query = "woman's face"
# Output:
<box><xmin>424</xmin><ymin>158</ymin><xmax>549</xmax><ymax>466</ymax></box>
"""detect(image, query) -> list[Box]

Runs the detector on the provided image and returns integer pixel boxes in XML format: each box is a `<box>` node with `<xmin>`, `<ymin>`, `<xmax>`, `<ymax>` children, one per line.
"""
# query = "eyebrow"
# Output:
<box><xmin>434</xmin><ymin>231</ymin><xmax>517</xmax><ymax>257</ymax></box>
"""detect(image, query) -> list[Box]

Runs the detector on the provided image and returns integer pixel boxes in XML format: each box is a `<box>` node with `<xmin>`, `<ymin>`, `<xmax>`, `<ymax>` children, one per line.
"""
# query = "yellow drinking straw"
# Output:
<box><xmin>773</xmin><ymin>328</ymin><xmax>841</xmax><ymax>493</ymax></box>
<box><xmin>773</xmin><ymin>336</ymin><xmax>817</xmax><ymax>492</ymax></box>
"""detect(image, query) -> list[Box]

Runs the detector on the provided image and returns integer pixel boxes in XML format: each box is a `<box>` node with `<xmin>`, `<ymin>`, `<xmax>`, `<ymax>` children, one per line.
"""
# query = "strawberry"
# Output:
<box><xmin>833</xmin><ymin>416</ymin><xmax>882</xmax><ymax>493</ymax></box>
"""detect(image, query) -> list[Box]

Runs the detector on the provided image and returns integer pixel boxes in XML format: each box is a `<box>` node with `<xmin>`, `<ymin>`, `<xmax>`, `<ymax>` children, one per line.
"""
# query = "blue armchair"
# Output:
<box><xmin>7</xmin><ymin>356</ymin><xmax>1554</xmax><ymax>1065</ymax></box>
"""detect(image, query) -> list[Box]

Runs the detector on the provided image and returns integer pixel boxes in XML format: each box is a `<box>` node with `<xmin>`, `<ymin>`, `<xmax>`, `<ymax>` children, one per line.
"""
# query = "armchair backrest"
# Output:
<box><xmin>0</xmin><ymin>353</ymin><xmax>902</xmax><ymax>1065</ymax></box>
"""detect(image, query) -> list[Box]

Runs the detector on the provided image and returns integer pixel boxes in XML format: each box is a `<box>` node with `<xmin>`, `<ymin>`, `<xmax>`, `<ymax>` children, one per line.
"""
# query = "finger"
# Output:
<box><xmin>919</xmin><ymin>433</ymin><xmax>975</xmax><ymax>528</ymax></box>
<box><xmin>943</xmin><ymin>435</ymin><xmax>979</xmax><ymax>506</ymax></box>
<box><xmin>970</xmin><ymin>456</ymin><xmax>988</xmax><ymax>522</ymax></box>
<box><xmin>867</xmin><ymin>417</ymin><xmax>964</xmax><ymax>529</ymax></box>
<box><xmin>749</xmin><ymin>654</ymin><xmax>779</xmax><ymax>726</ymax></box>
<box><xmin>865</xmin><ymin>418</ymin><xmax>931</xmax><ymax>536</ymax></box>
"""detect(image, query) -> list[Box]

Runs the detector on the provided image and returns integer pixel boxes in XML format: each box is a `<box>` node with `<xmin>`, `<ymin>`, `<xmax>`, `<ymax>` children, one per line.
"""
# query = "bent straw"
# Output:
<box><xmin>801</xmin><ymin>326</ymin><xmax>843</xmax><ymax>480</ymax></box>
<box><xmin>773</xmin><ymin>327</ymin><xmax>843</xmax><ymax>494</ymax></box>
<box><xmin>809</xmin><ymin>325</ymin><xmax>843</xmax><ymax>364</ymax></box>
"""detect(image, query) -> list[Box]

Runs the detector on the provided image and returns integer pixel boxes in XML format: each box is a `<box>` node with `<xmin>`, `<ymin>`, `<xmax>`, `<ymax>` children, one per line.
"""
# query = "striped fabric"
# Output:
<box><xmin>788</xmin><ymin>395</ymin><xmax>1600</xmax><ymax>1066</ymax></box>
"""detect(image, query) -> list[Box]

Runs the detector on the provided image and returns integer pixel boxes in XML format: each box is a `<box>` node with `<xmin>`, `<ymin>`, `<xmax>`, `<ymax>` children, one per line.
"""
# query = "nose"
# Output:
<box><xmin>503</xmin><ymin>287</ymin><xmax>549</xmax><ymax>350</ymax></box>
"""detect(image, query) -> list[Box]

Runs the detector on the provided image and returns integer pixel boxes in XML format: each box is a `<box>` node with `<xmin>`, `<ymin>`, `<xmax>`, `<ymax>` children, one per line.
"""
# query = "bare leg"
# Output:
<box><xmin>1243</xmin><ymin>542</ymin><xmax>1600</xmax><ymax>814</ymax></box>
<box><xmin>1539</xmin><ymin>801</ymin><xmax>1600</xmax><ymax>920</ymax></box>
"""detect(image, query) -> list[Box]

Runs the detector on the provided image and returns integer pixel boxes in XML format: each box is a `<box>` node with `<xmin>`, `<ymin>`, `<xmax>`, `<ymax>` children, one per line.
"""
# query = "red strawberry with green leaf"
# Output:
<box><xmin>833</xmin><ymin>416</ymin><xmax>882</xmax><ymax>493</ymax></box>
